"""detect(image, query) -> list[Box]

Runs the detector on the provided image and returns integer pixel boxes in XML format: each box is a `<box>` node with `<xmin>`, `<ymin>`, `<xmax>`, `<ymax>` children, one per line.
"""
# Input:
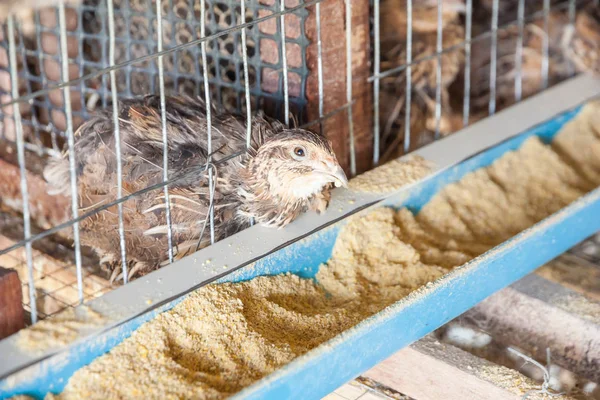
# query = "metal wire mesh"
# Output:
<box><xmin>0</xmin><ymin>0</ymin><xmax>317</xmax><ymax>322</ymax></box>
<box><xmin>0</xmin><ymin>0</ymin><xmax>598</xmax><ymax>323</ymax></box>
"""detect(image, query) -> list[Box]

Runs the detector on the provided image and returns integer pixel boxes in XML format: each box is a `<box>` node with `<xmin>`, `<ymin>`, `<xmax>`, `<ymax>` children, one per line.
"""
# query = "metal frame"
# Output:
<box><xmin>1</xmin><ymin>74</ymin><xmax>599</xmax><ymax>398</ymax></box>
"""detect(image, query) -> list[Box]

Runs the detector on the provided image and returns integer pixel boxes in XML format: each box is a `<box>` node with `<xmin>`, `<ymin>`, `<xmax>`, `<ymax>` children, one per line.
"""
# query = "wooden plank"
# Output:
<box><xmin>0</xmin><ymin>266</ymin><xmax>25</xmax><ymax>339</ymax></box>
<box><xmin>462</xmin><ymin>274</ymin><xmax>600</xmax><ymax>382</ymax></box>
<box><xmin>362</xmin><ymin>335</ymin><xmax>576</xmax><ymax>400</ymax></box>
<box><xmin>304</xmin><ymin>0</ymin><xmax>373</xmax><ymax>175</ymax></box>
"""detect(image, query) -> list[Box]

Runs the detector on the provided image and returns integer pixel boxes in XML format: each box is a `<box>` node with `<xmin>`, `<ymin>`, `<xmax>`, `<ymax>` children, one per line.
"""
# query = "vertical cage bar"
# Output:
<box><xmin>345</xmin><ymin>0</ymin><xmax>355</xmax><ymax>175</ymax></box>
<box><xmin>201</xmin><ymin>0</ymin><xmax>215</xmax><ymax>245</ymax></box>
<box><xmin>514</xmin><ymin>0</ymin><xmax>525</xmax><ymax>102</ymax></box>
<box><xmin>372</xmin><ymin>0</ymin><xmax>380</xmax><ymax>165</ymax></box>
<box><xmin>280</xmin><ymin>0</ymin><xmax>290</xmax><ymax>126</ymax></box>
<box><xmin>488</xmin><ymin>0</ymin><xmax>499</xmax><ymax>116</ymax></box>
<box><xmin>59</xmin><ymin>2</ymin><xmax>84</xmax><ymax>301</ymax></box>
<box><xmin>7</xmin><ymin>15</ymin><xmax>37</xmax><ymax>323</ymax></box>
<box><xmin>541</xmin><ymin>0</ymin><xmax>550</xmax><ymax>89</ymax></box>
<box><xmin>100</xmin><ymin>0</ymin><xmax>109</xmax><ymax>109</ymax></box>
<box><xmin>403</xmin><ymin>0</ymin><xmax>412</xmax><ymax>153</ymax></box>
<box><xmin>433</xmin><ymin>0</ymin><xmax>443</xmax><ymax>139</ymax></box>
<box><xmin>240</xmin><ymin>0</ymin><xmax>252</xmax><ymax>150</ymax></box>
<box><xmin>107</xmin><ymin>0</ymin><xmax>129</xmax><ymax>282</ymax></box>
<box><xmin>156</xmin><ymin>0</ymin><xmax>175</xmax><ymax>263</ymax></box>
<box><xmin>462</xmin><ymin>0</ymin><xmax>472</xmax><ymax>127</ymax></box>
<box><xmin>76</xmin><ymin>10</ymin><xmax>86</xmax><ymax>116</ymax></box>
<box><xmin>316</xmin><ymin>2</ymin><xmax>324</xmax><ymax>121</ymax></box>
<box><xmin>240</xmin><ymin>0</ymin><xmax>254</xmax><ymax>228</ymax></box>
<box><xmin>567</xmin><ymin>0</ymin><xmax>576</xmax><ymax>76</ymax></box>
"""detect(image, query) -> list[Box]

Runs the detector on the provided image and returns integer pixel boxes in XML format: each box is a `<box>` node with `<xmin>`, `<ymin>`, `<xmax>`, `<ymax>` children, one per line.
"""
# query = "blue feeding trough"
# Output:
<box><xmin>1</xmin><ymin>77</ymin><xmax>600</xmax><ymax>399</ymax></box>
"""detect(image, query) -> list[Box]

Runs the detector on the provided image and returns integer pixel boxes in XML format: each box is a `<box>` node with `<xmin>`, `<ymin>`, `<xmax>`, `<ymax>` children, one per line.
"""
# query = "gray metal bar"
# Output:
<box><xmin>345</xmin><ymin>0</ymin><xmax>355</xmax><ymax>175</ymax></box>
<box><xmin>200</xmin><ymin>0</ymin><xmax>215</xmax><ymax>245</ymax></box>
<box><xmin>280</xmin><ymin>0</ymin><xmax>290</xmax><ymax>126</ymax></box>
<box><xmin>156</xmin><ymin>0</ymin><xmax>175</xmax><ymax>265</ymax></box>
<box><xmin>514</xmin><ymin>0</ymin><xmax>525</xmax><ymax>102</ymax></box>
<box><xmin>404</xmin><ymin>0</ymin><xmax>412</xmax><ymax>153</ymax></box>
<box><xmin>568</xmin><ymin>0</ymin><xmax>576</xmax><ymax>76</ymax></box>
<box><xmin>433</xmin><ymin>0</ymin><xmax>443</xmax><ymax>139</ymax></box>
<box><xmin>372</xmin><ymin>0</ymin><xmax>380</xmax><ymax>165</ymax></box>
<box><xmin>58</xmin><ymin>2</ymin><xmax>84</xmax><ymax>299</ymax></box>
<box><xmin>541</xmin><ymin>0</ymin><xmax>550</xmax><ymax>89</ymax></box>
<box><xmin>488</xmin><ymin>0</ymin><xmax>499</xmax><ymax>115</ymax></box>
<box><xmin>316</xmin><ymin>2</ymin><xmax>324</xmax><ymax>121</ymax></box>
<box><xmin>6</xmin><ymin>15</ymin><xmax>37</xmax><ymax>323</ymax></box>
<box><xmin>463</xmin><ymin>0</ymin><xmax>472</xmax><ymax>127</ymax></box>
<box><xmin>107</xmin><ymin>0</ymin><xmax>129</xmax><ymax>283</ymax></box>
<box><xmin>1</xmin><ymin>74</ymin><xmax>598</xmax><ymax>380</ymax></box>
<box><xmin>240</xmin><ymin>0</ymin><xmax>252</xmax><ymax>150</ymax></box>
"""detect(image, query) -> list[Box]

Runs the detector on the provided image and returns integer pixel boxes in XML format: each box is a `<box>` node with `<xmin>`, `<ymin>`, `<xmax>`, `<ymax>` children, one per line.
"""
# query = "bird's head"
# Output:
<box><xmin>249</xmin><ymin>129</ymin><xmax>348</xmax><ymax>202</ymax></box>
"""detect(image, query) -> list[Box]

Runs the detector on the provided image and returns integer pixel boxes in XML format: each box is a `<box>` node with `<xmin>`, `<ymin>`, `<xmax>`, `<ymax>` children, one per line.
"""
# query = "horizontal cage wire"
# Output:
<box><xmin>0</xmin><ymin>0</ymin><xmax>599</xmax><ymax>324</ymax></box>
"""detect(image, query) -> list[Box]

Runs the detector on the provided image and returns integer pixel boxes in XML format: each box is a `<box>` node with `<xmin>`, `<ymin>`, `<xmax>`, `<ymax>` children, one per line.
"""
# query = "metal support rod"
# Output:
<box><xmin>58</xmin><ymin>2</ymin><xmax>84</xmax><ymax>299</ymax></box>
<box><xmin>240</xmin><ymin>0</ymin><xmax>252</xmax><ymax>150</ymax></box>
<box><xmin>463</xmin><ymin>0</ymin><xmax>472</xmax><ymax>127</ymax></box>
<box><xmin>541</xmin><ymin>0</ymin><xmax>550</xmax><ymax>89</ymax></box>
<box><xmin>156</xmin><ymin>0</ymin><xmax>175</xmax><ymax>264</ymax></box>
<box><xmin>200</xmin><ymin>0</ymin><xmax>215</xmax><ymax>245</ymax></box>
<box><xmin>345</xmin><ymin>0</ymin><xmax>355</xmax><ymax>175</ymax></box>
<box><xmin>107</xmin><ymin>0</ymin><xmax>129</xmax><ymax>283</ymax></box>
<box><xmin>7</xmin><ymin>15</ymin><xmax>37</xmax><ymax>323</ymax></box>
<box><xmin>488</xmin><ymin>0</ymin><xmax>499</xmax><ymax>116</ymax></box>
<box><xmin>433</xmin><ymin>0</ymin><xmax>443</xmax><ymax>139</ymax></box>
<box><xmin>280</xmin><ymin>0</ymin><xmax>290</xmax><ymax>126</ymax></box>
<box><xmin>567</xmin><ymin>0</ymin><xmax>576</xmax><ymax>76</ymax></box>
<box><xmin>316</xmin><ymin>2</ymin><xmax>324</xmax><ymax>122</ymax></box>
<box><xmin>514</xmin><ymin>0</ymin><xmax>525</xmax><ymax>102</ymax></box>
<box><xmin>403</xmin><ymin>0</ymin><xmax>412</xmax><ymax>153</ymax></box>
<box><xmin>372</xmin><ymin>0</ymin><xmax>380</xmax><ymax>165</ymax></box>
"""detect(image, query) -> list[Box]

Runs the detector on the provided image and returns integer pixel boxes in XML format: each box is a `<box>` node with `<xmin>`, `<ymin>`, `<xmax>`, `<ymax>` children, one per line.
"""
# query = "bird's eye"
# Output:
<box><xmin>291</xmin><ymin>146</ymin><xmax>307</xmax><ymax>160</ymax></box>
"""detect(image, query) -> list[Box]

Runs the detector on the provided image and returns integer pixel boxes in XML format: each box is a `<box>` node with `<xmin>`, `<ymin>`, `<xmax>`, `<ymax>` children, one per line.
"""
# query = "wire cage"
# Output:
<box><xmin>0</xmin><ymin>0</ymin><xmax>599</xmax><ymax>329</ymax></box>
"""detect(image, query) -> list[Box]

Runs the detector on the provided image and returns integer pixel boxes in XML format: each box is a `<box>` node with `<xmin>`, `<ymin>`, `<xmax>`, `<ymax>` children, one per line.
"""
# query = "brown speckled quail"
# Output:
<box><xmin>460</xmin><ymin>2</ymin><xmax>600</xmax><ymax>120</ymax></box>
<box><xmin>379</xmin><ymin>0</ymin><xmax>466</xmax><ymax>162</ymax></box>
<box><xmin>43</xmin><ymin>95</ymin><xmax>348</xmax><ymax>283</ymax></box>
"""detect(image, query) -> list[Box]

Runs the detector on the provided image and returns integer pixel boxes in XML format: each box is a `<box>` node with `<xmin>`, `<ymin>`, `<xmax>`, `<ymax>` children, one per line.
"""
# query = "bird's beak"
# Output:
<box><xmin>330</xmin><ymin>165</ymin><xmax>349</xmax><ymax>188</ymax></box>
<box><xmin>315</xmin><ymin>163</ymin><xmax>349</xmax><ymax>188</ymax></box>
